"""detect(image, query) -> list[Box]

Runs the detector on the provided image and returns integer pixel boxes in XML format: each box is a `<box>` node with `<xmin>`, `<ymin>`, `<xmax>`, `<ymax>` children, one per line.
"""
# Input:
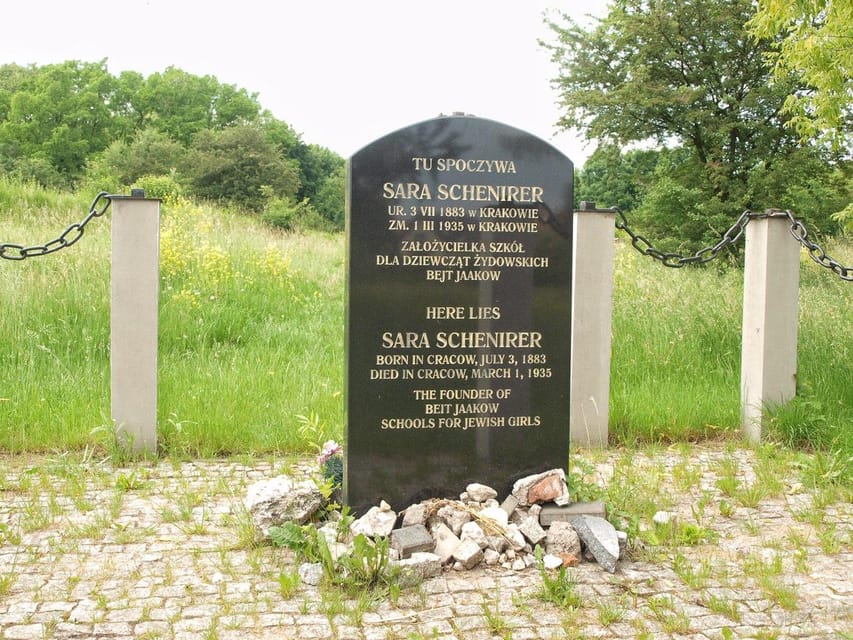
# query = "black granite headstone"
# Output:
<box><xmin>346</xmin><ymin>115</ymin><xmax>573</xmax><ymax>515</ymax></box>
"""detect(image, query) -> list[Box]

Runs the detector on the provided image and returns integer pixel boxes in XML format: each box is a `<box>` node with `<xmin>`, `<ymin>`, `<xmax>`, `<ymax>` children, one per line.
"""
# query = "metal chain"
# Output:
<box><xmin>614</xmin><ymin>207</ymin><xmax>753</xmax><ymax>268</ymax></box>
<box><xmin>776</xmin><ymin>209</ymin><xmax>853</xmax><ymax>281</ymax></box>
<box><xmin>615</xmin><ymin>207</ymin><xmax>852</xmax><ymax>281</ymax></box>
<box><xmin>0</xmin><ymin>192</ymin><xmax>112</xmax><ymax>261</ymax></box>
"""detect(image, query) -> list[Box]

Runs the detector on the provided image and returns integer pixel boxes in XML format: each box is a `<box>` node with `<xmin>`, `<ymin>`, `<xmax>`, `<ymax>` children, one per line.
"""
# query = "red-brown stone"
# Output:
<box><xmin>527</xmin><ymin>474</ymin><xmax>566</xmax><ymax>504</ymax></box>
<box><xmin>560</xmin><ymin>553</ymin><xmax>580</xmax><ymax>568</ymax></box>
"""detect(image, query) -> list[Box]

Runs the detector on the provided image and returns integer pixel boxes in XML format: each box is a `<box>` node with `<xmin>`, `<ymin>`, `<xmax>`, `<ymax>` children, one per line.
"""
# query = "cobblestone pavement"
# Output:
<box><xmin>1</xmin><ymin>444</ymin><xmax>850</xmax><ymax>639</ymax></box>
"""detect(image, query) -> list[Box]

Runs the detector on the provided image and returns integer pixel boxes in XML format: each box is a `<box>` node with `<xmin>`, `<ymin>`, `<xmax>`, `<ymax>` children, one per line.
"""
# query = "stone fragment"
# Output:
<box><xmin>505</xmin><ymin>523</ymin><xmax>527</xmax><ymax>551</ymax></box>
<box><xmin>393</xmin><ymin>552</ymin><xmax>442</xmax><ymax>588</ymax></box>
<box><xmin>351</xmin><ymin>505</ymin><xmax>397</xmax><ymax>539</ymax></box>
<box><xmin>512</xmin><ymin>469</ymin><xmax>570</xmax><ymax>506</ymax></box>
<box><xmin>460</xmin><ymin>521</ymin><xmax>489</xmax><ymax>549</ymax></box>
<box><xmin>616</xmin><ymin>530</ymin><xmax>628</xmax><ymax>559</ymax></box>
<box><xmin>318</xmin><ymin>521</ymin><xmax>338</xmax><ymax>545</ymax></box>
<box><xmin>244</xmin><ymin>476</ymin><xmax>323</xmax><ymax>538</ymax></box>
<box><xmin>500</xmin><ymin>494</ymin><xmax>520</xmax><ymax>518</ymax></box>
<box><xmin>466</xmin><ymin>483</ymin><xmax>498</xmax><ymax>503</ymax></box>
<box><xmin>484</xmin><ymin>549</ymin><xmax>501</xmax><ymax>565</ymax></box>
<box><xmin>560</xmin><ymin>553</ymin><xmax>580</xmax><ymax>568</ymax></box>
<box><xmin>486</xmin><ymin>534</ymin><xmax>509</xmax><ymax>554</ymax></box>
<box><xmin>652</xmin><ymin>510</ymin><xmax>676</xmax><ymax>526</ymax></box>
<box><xmin>298</xmin><ymin>562</ymin><xmax>323</xmax><ymax>586</ymax></box>
<box><xmin>518</xmin><ymin>516</ymin><xmax>547</xmax><ymax>545</ymax></box>
<box><xmin>511</xmin><ymin>557</ymin><xmax>526</xmax><ymax>571</ymax></box>
<box><xmin>402</xmin><ymin>503</ymin><xmax>428</xmax><ymax>527</ymax></box>
<box><xmin>543</xmin><ymin>554</ymin><xmax>563</xmax><ymax>570</ymax></box>
<box><xmin>539</xmin><ymin>501</ymin><xmax>606</xmax><ymax>527</ymax></box>
<box><xmin>431</xmin><ymin>522</ymin><xmax>461</xmax><ymax>564</ymax></box>
<box><xmin>528</xmin><ymin>474</ymin><xmax>567</xmax><ymax>504</ymax></box>
<box><xmin>390</xmin><ymin>525</ymin><xmax>434</xmax><ymax>559</ymax></box>
<box><xmin>437</xmin><ymin>504</ymin><xmax>471</xmax><ymax>536</ymax></box>
<box><xmin>452</xmin><ymin>539</ymin><xmax>484</xmax><ymax>570</ymax></box>
<box><xmin>545</xmin><ymin>521</ymin><xmax>581</xmax><ymax>556</ymax></box>
<box><xmin>570</xmin><ymin>515</ymin><xmax>620</xmax><ymax>573</ymax></box>
<box><xmin>479</xmin><ymin>506</ymin><xmax>509</xmax><ymax>529</ymax></box>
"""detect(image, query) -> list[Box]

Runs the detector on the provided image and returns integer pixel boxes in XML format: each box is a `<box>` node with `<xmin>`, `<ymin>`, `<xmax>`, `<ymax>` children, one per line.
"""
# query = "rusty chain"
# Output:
<box><xmin>614</xmin><ymin>207</ymin><xmax>852</xmax><ymax>281</ymax></box>
<box><xmin>0</xmin><ymin>192</ymin><xmax>112</xmax><ymax>261</ymax></box>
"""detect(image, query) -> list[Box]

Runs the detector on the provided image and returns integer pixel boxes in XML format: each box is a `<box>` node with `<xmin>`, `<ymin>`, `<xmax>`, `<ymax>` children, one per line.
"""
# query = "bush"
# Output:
<box><xmin>134</xmin><ymin>174</ymin><xmax>183</xmax><ymax>200</ymax></box>
<box><xmin>262</xmin><ymin>197</ymin><xmax>336</xmax><ymax>233</ymax></box>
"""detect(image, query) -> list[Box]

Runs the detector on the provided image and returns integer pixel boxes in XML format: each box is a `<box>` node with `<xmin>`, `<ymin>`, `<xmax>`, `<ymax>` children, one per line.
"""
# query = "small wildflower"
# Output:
<box><xmin>317</xmin><ymin>440</ymin><xmax>342</xmax><ymax>465</ymax></box>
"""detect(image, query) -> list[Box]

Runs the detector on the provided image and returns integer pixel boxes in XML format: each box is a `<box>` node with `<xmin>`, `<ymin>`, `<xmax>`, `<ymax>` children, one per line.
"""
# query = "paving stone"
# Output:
<box><xmin>539</xmin><ymin>500</ymin><xmax>607</xmax><ymax>526</ymax></box>
<box><xmin>1</xmin><ymin>448</ymin><xmax>850</xmax><ymax>640</ymax></box>
<box><xmin>390</xmin><ymin>524</ymin><xmax>434</xmax><ymax>558</ymax></box>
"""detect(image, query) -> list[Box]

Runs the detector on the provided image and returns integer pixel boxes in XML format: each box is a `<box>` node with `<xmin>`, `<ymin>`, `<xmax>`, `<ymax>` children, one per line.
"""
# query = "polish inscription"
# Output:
<box><xmin>346</xmin><ymin>116</ymin><xmax>573</xmax><ymax>515</ymax></box>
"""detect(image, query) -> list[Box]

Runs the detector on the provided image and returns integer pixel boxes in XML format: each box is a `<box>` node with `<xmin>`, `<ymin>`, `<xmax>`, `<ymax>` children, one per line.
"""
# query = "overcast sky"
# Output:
<box><xmin>1</xmin><ymin>1</ymin><xmax>609</xmax><ymax>166</ymax></box>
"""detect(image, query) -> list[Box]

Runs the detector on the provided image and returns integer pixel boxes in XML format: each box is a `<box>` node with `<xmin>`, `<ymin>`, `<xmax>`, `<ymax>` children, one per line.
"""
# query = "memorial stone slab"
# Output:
<box><xmin>346</xmin><ymin>115</ymin><xmax>574</xmax><ymax>514</ymax></box>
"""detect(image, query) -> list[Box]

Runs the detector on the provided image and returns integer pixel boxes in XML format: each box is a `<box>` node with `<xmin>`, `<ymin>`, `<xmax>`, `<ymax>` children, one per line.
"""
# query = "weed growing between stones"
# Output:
<box><xmin>534</xmin><ymin>547</ymin><xmax>583</xmax><ymax>610</ymax></box>
<box><xmin>270</xmin><ymin>520</ymin><xmax>399</xmax><ymax>597</ymax></box>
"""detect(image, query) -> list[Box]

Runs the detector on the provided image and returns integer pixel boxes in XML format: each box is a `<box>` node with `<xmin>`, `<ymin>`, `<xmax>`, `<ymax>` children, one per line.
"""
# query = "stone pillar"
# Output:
<box><xmin>111</xmin><ymin>191</ymin><xmax>160</xmax><ymax>454</ymax></box>
<box><xmin>571</xmin><ymin>202</ymin><xmax>616</xmax><ymax>448</ymax></box>
<box><xmin>740</xmin><ymin>212</ymin><xmax>800</xmax><ymax>443</ymax></box>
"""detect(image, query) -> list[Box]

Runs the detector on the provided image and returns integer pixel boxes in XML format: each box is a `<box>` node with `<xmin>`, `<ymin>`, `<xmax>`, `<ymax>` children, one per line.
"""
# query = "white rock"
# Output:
<box><xmin>437</xmin><ymin>504</ymin><xmax>472</xmax><ymax>536</ymax></box>
<box><xmin>402</xmin><ymin>503</ymin><xmax>427</xmax><ymax>527</ymax></box>
<box><xmin>518</xmin><ymin>516</ymin><xmax>547</xmax><ymax>545</ymax></box>
<box><xmin>298</xmin><ymin>562</ymin><xmax>323</xmax><ymax>586</ymax></box>
<box><xmin>484</xmin><ymin>549</ymin><xmax>501</xmax><ymax>565</ymax></box>
<box><xmin>244</xmin><ymin>476</ymin><xmax>323</xmax><ymax>539</ymax></box>
<box><xmin>466</xmin><ymin>483</ymin><xmax>498</xmax><ymax>503</ymax></box>
<box><xmin>479</xmin><ymin>506</ymin><xmax>509</xmax><ymax>529</ymax></box>
<box><xmin>511</xmin><ymin>557</ymin><xmax>526</xmax><ymax>571</ymax></box>
<box><xmin>393</xmin><ymin>552</ymin><xmax>441</xmax><ymax>588</ymax></box>
<box><xmin>350</xmin><ymin>505</ymin><xmax>397</xmax><ymax>539</ymax></box>
<box><xmin>431</xmin><ymin>522</ymin><xmax>461</xmax><ymax>564</ymax></box>
<box><xmin>652</xmin><ymin>510</ymin><xmax>675</xmax><ymax>526</ymax></box>
<box><xmin>505</xmin><ymin>523</ymin><xmax>527</xmax><ymax>551</ymax></box>
<box><xmin>545</xmin><ymin>521</ymin><xmax>581</xmax><ymax>556</ymax></box>
<box><xmin>543</xmin><ymin>554</ymin><xmax>564</xmax><ymax>570</ymax></box>
<box><xmin>460</xmin><ymin>521</ymin><xmax>489</xmax><ymax>549</ymax></box>
<box><xmin>452</xmin><ymin>539</ymin><xmax>484</xmax><ymax>570</ymax></box>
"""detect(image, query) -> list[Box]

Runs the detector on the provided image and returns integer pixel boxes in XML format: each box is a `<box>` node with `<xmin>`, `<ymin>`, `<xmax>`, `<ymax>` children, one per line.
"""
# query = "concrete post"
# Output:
<box><xmin>570</xmin><ymin>202</ymin><xmax>616</xmax><ymax>448</ymax></box>
<box><xmin>111</xmin><ymin>191</ymin><xmax>160</xmax><ymax>454</ymax></box>
<box><xmin>740</xmin><ymin>212</ymin><xmax>800</xmax><ymax>443</ymax></box>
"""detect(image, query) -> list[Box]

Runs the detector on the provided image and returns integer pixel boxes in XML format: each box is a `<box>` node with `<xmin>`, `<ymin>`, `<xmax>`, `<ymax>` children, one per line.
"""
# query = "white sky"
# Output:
<box><xmin>1</xmin><ymin>1</ymin><xmax>609</xmax><ymax>166</ymax></box>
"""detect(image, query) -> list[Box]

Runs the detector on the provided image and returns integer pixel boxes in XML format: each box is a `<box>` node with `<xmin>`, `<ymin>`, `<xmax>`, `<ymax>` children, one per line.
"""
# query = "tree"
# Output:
<box><xmin>748</xmin><ymin>0</ymin><xmax>853</xmax><ymax>147</ymax></box>
<box><xmin>0</xmin><ymin>60</ymin><xmax>122</xmax><ymax>184</ymax></box>
<box><xmin>88</xmin><ymin>127</ymin><xmax>186</xmax><ymax>187</ymax></box>
<box><xmin>576</xmin><ymin>144</ymin><xmax>661</xmax><ymax>212</ymax></box>
<box><xmin>182</xmin><ymin>124</ymin><xmax>300</xmax><ymax>210</ymax></box>
<box><xmin>138</xmin><ymin>67</ymin><xmax>261</xmax><ymax>144</ymax></box>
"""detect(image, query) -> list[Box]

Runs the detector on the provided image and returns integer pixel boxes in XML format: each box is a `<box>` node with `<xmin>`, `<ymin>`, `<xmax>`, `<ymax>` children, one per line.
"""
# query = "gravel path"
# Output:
<box><xmin>1</xmin><ymin>444</ymin><xmax>850</xmax><ymax>639</ymax></box>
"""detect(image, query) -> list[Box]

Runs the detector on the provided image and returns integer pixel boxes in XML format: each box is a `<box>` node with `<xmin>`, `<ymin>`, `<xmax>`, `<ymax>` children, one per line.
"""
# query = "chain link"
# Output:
<box><xmin>777</xmin><ymin>209</ymin><xmax>853</xmax><ymax>281</ymax></box>
<box><xmin>614</xmin><ymin>207</ymin><xmax>852</xmax><ymax>281</ymax></box>
<box><xmin>614</xmin><ymin>208</ymin><xmax>753</xmax><ymax>268</ymax></box>
<box><xmin>1</xmin><ymin>192</ymin><xmax>112</xmax><ymax>261</ymax></box>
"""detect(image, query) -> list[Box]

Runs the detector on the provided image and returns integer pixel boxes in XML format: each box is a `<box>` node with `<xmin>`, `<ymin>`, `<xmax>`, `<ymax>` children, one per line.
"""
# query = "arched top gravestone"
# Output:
<box><xmin>346</xmin><ymin>115</ymin><xmax>573</xmax><ymax>515</ymax></box>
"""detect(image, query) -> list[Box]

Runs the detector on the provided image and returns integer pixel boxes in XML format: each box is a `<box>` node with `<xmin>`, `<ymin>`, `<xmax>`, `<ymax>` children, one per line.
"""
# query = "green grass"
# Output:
<box><xmin>1</xmin><ymin>178</ymin><xmax>342</xmax><ymax>455</ymax></box>
<box><xmin>1</xmin><ymin>176</ymin><xmax>851</xmax><ymax>467</ymax></box>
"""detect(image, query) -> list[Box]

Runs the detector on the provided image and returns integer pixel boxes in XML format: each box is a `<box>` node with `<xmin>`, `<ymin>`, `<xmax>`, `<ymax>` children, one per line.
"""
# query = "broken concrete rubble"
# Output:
<box><xmin>252</xmin><ymin>467</ymin><xmax>628</xmax><ymax>579</ymax></box>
